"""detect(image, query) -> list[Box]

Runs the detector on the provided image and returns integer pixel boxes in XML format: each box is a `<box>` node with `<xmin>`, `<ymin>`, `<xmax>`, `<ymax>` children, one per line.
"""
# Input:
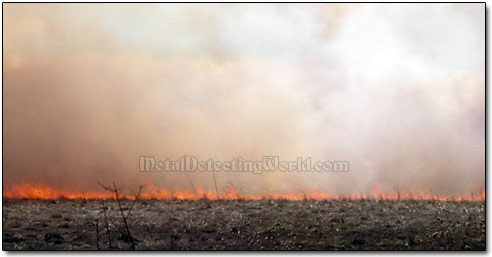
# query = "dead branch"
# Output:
<box><xmin>185</xmin><ymin>173</ymin><xmax>197</xmax><ymax>195</ymax></box>
<box><xmin>109</xmin><ymin>217</ymin><xmax>127</xmax><ymax>241</ymax></box>
<box><xmin>126</xmin><ymin>186</ymin><xmax>143</xmax><ymax>219</ymax></box>
<box><xmin>112</xmin><ymin>182</ymin><xmax>135</xmax><ymax>250</ymax></box>
<box><xmin>97</xmin><ymin>181</ymin><xmax>135</xmax><ymax>250</ymax></box>
<box><xmin>101</xmin><ymin>201</ymin><xmax>112</xmax><ymax>250</ymax></box>
<box><xmin>97</xmin><ymin>181</ymin><xmax>113</xmax><ymax>193</ymax></box>
<box><xmin>212</xmin><ymin>172</ymin><xmax>219</xmax><ymax>200</ymax></box>
<box><xmin>394</xmin><ymin>186</ymin><xmax>401</xmax><ymax>201</ymax></box>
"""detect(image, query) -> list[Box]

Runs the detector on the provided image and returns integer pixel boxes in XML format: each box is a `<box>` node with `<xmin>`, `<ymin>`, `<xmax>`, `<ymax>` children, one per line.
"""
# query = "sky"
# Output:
<box><xmin>3</xmin><ymin>3</ymin><xmax>485</xmax><ymax>195</ymax></box>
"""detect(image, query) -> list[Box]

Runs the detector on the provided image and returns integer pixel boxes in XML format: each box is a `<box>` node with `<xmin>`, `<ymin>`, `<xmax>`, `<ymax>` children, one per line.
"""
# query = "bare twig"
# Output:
<box><xmin>185</xmin><ymin>173</ymin><xmax>197</xmax><ymax>195</ymax></box>
<box><xmin>97</xmin><ymin>181</ymin><xmax>113</xmax><ymax>192</ymax></box>
<box><xmin>212</xmin><ymin>172</ymin><xmax>219</xmax><ymax>200</ymax></box>
<box><xmin>101</xmin><ymin>201</ymin><xmax>112</xmax><ymax>250</ymax></box>
<box><xmin>97</xmin><ymin>181</ymin><xmax>135</xmax><ymax>250</ymax></box>
<box><xmin>109</xmin><ymin>217</ymin><xmax>126</xmax><ymax>240</ymax></box>
<box><xmin>112</xmin><ymin>182</ymin><xmax>135</xmax><ymax>250</ymax></box>
<box><xmin>394</xmin><ymin>186</ymin><xmax>401</xmax><ymax>201</ymax></box>
<box><xmin>126</xmin><ymin>186</ymin><xmax>143</xmax><ymax>219</ymax></box>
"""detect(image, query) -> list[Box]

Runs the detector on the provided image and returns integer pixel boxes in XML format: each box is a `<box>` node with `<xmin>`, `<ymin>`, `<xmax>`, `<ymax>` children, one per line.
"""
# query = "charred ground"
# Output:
<box><xmin>2</xmin><ymin>199</ymin><xmax>485</xmax><ymax>250</ymax></box>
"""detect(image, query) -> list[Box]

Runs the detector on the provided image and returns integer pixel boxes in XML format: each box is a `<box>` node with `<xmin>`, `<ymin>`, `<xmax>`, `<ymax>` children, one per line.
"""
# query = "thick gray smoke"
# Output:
<box><xmin>3</xmin><ymin>3</ymin><xmax>484</xmax><ymax>195</ymax></box>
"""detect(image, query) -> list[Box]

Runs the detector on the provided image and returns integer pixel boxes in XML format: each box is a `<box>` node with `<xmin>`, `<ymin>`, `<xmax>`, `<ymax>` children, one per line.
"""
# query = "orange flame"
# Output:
<box><xmin>2</xmin><ymin>183</ymin><xmax>485</xmax><ymax>201</ymax></box>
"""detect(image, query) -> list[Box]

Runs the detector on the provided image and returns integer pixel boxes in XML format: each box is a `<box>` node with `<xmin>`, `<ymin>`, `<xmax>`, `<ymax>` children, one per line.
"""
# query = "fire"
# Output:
<box><xmin>2</xmin><ymin>183</ymin><xmax>485</xmax><ymax>201</ymax></box>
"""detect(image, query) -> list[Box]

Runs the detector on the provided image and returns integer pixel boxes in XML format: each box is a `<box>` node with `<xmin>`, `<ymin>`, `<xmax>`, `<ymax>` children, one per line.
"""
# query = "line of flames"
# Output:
<box><xmin>2</xmin><ymin>184</ymin><xmax>485</xmax><ymax>201</ymax></box>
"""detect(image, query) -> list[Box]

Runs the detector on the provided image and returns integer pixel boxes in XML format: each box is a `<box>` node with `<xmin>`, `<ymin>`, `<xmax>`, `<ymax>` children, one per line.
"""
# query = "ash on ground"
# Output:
<box><xmin>2</xmin><ymin>199</ymin><xmax>485</xmax><ymax>250</ymax></box>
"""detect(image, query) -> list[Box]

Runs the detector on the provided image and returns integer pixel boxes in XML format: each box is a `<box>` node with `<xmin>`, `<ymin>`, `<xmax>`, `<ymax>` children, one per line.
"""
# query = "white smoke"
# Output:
<box><xmin>3</xmin><ymin>3</ymin><xmax>484</xmax><ymax>195</ymax></box>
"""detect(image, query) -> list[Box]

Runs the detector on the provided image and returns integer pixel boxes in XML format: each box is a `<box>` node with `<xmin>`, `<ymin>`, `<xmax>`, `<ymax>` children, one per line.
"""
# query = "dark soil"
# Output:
<box><xmin>2</xmin><ymin>199</ymin><xmax>485</xmax><ymax>250</ymax></box>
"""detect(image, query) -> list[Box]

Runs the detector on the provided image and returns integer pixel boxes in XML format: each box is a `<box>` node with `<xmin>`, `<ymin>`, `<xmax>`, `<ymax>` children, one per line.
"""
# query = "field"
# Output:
<box><xmin>2</xmin><ymin>199</ymin><xmax>485</xmax><ymax>250</ymax></box>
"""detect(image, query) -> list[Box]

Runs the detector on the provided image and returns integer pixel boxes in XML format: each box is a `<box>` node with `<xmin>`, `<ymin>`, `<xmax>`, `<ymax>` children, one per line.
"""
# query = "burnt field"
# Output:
<box><xmin>2</xmin><ymin>199</ymin><xmax>485</xmax><ymax>250</ymax></box>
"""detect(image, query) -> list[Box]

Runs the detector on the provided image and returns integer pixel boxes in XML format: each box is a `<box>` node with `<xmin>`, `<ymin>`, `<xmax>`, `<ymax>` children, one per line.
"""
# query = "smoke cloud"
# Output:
<box><xmin>3</xmin><ymin>3</ymin><xmax>484</xmax><ymax>195</ymax></box>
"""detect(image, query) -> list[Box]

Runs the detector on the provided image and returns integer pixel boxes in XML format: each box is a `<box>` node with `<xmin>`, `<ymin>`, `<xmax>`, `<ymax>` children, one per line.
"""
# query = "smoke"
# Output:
<box><xmin>3</xmin><ymin>3</ymin><xmax>484</xmax><ymax>195</ymax></box>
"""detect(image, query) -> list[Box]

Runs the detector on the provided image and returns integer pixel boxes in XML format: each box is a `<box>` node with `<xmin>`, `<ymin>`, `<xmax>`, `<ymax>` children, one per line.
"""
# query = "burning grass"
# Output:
<box><xmin>2</xmin><ymin>183</ymin><xmax>485</xmax><ymax>202</ymax></box>
<box><xmin>3</xmin><ymin>183</ymin><xmax>485</xmax><ymax>250</ymax></box>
